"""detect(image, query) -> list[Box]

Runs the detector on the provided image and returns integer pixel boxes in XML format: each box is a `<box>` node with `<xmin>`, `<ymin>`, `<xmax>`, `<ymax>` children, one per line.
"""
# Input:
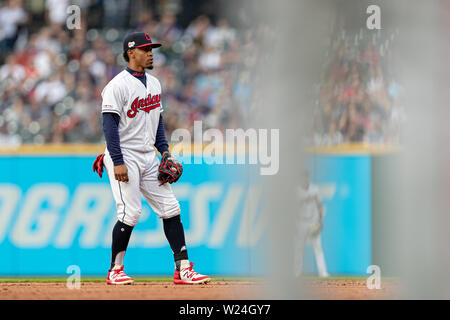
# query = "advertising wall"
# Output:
<box><xmin>0</xmin><ymin>155</ymin><xmax>265</xmax><ymax>276</ymax></box>
<box><xmin>303</xmin><ymin>154</ymin><xmax>372</xmax><ymax>276</ymax></box>
<box><xmin>0</xmin><ymin>151</ymin><xmax>373</xmax><ymax>277</ymax></box>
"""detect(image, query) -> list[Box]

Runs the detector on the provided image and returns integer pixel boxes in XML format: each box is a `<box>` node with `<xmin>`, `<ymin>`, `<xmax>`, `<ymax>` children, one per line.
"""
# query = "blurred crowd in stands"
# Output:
<box><xmin>0</xmin><ymin>0</ymin><xmax>259</xmax><ymax>145</ymax></box>
<box><xmin>312</xmin><ymin>28</ymin><xmax>406</xmax><ymax>146</ymax></box>
<box><xmin>0</xmin><ymin>0</ymin><xmax>404</xmax><ymax>147</ymax></box>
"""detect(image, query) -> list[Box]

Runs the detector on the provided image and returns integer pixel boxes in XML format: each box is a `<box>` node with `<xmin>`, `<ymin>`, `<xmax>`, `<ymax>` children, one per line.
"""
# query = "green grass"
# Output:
<box><xmin>0</xmin><ymin>277</ymin><xmax>261</xmax><ymax>283</ymax></box>
<box><xmin>303</xmin><ymin>275</ymin><xmax>367</xmax><ymax>281</ymax></box>
<box><xmin>0</xmin><ymin>276</ymin><xmax>399</xmax><ymax>283</ymax></box>
<box><xmin>302</xmin><ymin>275</ymin><xmax>399</xmax><ymax>281</ymax></box>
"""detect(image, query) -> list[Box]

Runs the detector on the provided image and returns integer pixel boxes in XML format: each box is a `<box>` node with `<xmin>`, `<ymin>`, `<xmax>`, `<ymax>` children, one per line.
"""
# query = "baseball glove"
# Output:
<box><xmin>93</xmin><ymin>153</ymin><xmax>105</xmax><ymax>178</ymax></box>
<box><xmin>308</xmin><ymin>222</ymin><xmax>323</xmax><ymax>237</ymax></box>
<box><xmin>158</xmin><ymin>152</ymin><xmax>183</xmax><ymax>185</ymax></box>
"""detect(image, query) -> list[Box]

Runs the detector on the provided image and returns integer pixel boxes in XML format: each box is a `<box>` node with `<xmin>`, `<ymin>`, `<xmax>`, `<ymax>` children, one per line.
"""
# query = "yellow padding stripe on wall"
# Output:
<box><xmin>306</xmin><ymin>143</ymin><xmax>401</xmax><ymax>155</ymax></box>
<box><xmin>0</xmin><ymin>144</ymin><xmax>106</xmax><ymax>155</ymax></box>
<box><xmin>0</xmin><ymin>143</ymin><xmax>401</xmax><ymax>155</ymax></box>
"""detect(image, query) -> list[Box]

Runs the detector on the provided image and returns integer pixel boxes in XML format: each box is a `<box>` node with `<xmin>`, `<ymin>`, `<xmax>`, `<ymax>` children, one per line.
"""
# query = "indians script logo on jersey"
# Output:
<box><xmin>127</xmin><ymin>93</ymin><xmax>161</xmax><ymax>118</ymax></box>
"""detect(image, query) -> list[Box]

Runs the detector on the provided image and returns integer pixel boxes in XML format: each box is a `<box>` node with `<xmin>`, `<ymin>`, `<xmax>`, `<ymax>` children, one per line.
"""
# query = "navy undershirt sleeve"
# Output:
<box><xmin>102</xmin><ymin>112</ymin><xmax>124</xmax><ymax>166</ymax></box>
<box><xmin>155</xmin><ymin>114</ymin><xmax>169</xmax><ymax>154</ymax></box>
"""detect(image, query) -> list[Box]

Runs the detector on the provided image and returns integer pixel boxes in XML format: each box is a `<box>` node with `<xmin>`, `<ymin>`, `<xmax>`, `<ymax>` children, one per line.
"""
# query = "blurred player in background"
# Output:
<box><xmin>294</xmin><ymin>169</ymin><xmax>329</xmax><ymax>278</ymax></box>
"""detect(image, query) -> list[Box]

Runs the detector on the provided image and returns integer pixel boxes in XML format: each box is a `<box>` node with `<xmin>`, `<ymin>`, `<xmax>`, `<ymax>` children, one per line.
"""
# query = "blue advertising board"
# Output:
<box><xmin>303</xmin><ymin>154</ymin><xmax>372</xmax><ymax>276</ymax></box>
<box><xmin>0</xmin><ymin>155</ymin><xmax>265</xmax><ymax>276</ymax></box>
<box><xmin>0</xmin><ymin>152</ymin><xmax>371</xmax><ymax>277</ymax></box>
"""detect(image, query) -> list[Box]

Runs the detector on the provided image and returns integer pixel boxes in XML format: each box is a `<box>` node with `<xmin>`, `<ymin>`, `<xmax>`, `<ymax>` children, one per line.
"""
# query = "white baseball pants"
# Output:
<box><xmin>103</xmin><ymin>148</ymin><xmax>181</xmax><ymax>227</ymax></box>
<box><xmin>294</xmin><ymin>220</ymin><xmax>329</xmax><ymax>278</ymax></box>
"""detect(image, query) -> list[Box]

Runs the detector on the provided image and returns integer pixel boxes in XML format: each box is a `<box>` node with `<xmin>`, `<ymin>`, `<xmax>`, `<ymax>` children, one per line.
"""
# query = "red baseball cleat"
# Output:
<box><xmin>173</xmin><ymin>262</ymin><xmax>210</xmax><ymax>285</ymax></box>
<box><xmin>106</xmin><ymin>265</ymin><xmax>134</xmax><ymax>285</ymax></box>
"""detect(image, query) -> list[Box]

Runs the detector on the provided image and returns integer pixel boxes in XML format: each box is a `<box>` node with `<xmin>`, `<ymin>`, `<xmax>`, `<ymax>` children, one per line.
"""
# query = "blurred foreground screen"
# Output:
<box><xmin>1</xmin><ymin>0</ymin><xmax>450</xmax><ymax>300</ymax></box>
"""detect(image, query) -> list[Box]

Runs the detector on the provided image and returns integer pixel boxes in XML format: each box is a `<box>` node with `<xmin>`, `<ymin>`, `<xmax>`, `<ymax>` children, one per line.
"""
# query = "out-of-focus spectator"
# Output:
<box><xmin>0</xmin><ymin>0</ymin><xmax>28</xmax><ymax>59</ymax></box>
<box><xmin>0</xmin><ymin>3</ymin><xmax>265</xmax><ymax>145</ymax></box>
<box><xmin>155</xmin><ymin>12</ymin><xmax>181</xmax><ymax>45</ymax></box>
<box><xmin>45</xmin><ymin>0</ymin><xmax>69</xmax><ymax>29</ymax></box>
<box><xmin>313</xmin><ymin>27</ymin><xmax>404</xmax><ymax>146</ymax></box>
<box><xmin>33</xmin><ymin>73</ymin><xmax>67</xmax><ymax>107</ymax></box>
<box><xmin>185</xmin><ymin>15</ymin><xmax>212</xmax><ymax>46</ymax></box>
<box><xmin>103</xmin><ymin>0</ymin><xmax>130</xmax><ymax>29</ymax></box>
<box><xmin>0</xmin><ymin>54</ymin><xmax>26</xmax><ymax>83</ymax></box>
<box><xmin>204</xmin><ymin>18</ymin><xmax>236</xmax><ymax>50</ymax></box>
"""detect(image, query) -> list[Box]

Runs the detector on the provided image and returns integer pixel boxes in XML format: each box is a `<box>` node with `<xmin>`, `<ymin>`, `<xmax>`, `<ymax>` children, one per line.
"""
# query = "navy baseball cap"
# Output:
<box><xmin>123</xmin><ymin>32</ymin><xmax>162</xmax><ymax>52</ymax></box>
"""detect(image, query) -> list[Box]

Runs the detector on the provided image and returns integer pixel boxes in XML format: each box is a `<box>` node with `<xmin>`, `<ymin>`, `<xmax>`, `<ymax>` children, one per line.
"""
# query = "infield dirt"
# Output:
<box><xmin>0</xmin><ymin>279</ymin><xmax>400</xmax><ymax>300</ymax></box>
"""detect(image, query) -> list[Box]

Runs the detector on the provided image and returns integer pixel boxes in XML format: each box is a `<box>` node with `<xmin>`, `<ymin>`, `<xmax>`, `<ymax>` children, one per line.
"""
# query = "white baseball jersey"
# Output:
<box><xmin>101</xmin><ymin>70</ymin><xmax>180</xmax><ymax>227</ymax></box>
<box><xmin>298</xmin><ymin>184</ymin><xmax>322</xmax><ymax>225</ymax></box>
<box><xmin>101</xmin><ymin>70</ymin><xmax>163</xmax><ymax>153</ymax></box>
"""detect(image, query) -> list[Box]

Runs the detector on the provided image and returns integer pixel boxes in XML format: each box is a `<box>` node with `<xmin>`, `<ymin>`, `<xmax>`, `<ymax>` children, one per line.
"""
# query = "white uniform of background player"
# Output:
<box><xmin>294</xmin><ymin>171</ymin><xmax>329</xmax><ymax>278</ymax></box>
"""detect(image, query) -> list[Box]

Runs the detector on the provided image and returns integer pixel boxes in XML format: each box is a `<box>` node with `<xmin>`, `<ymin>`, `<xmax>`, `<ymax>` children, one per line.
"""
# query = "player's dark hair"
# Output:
<box><xmin>123</xmin><ymin>51</ymin><xmax>129</xmax><ymax>62</ymax></box>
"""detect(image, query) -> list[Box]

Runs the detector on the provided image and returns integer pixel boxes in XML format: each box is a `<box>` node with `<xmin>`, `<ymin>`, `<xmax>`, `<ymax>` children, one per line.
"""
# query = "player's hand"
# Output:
<box><xmin>114</xmin><ymin>164</ymin><xmax>129</xmax><ymax>182</ymax></box>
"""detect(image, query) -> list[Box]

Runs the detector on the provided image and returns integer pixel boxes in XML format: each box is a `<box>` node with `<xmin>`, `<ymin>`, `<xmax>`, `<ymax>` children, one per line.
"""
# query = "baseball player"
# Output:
<box><xmin>92</xmin><ymin>32</ymin><xmax>210</xmax><ymax>285</ymax></box>
<box><xmin>294</xmin><ymin>170</ymin><xmax>329</xmax><ymax>278</ymax></box>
